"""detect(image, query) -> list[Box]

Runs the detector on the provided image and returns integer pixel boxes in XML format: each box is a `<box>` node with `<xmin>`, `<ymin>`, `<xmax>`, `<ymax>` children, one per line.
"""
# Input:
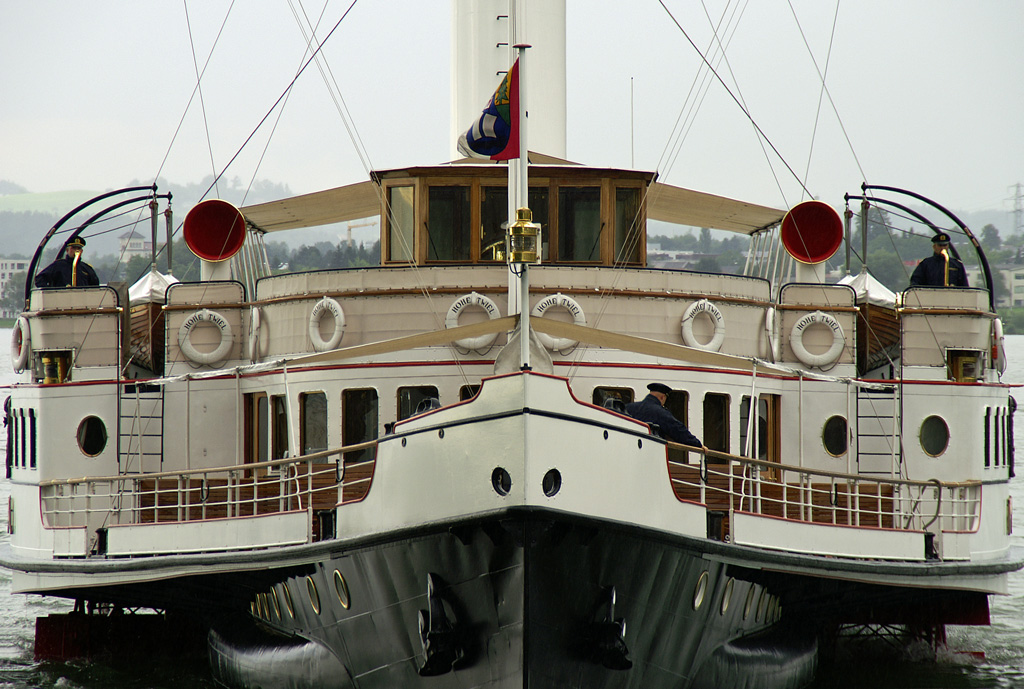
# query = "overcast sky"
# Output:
<box><xmin>2</xmin><ymin>1</ymin><xmax>1022</xmax><ymax>227</ymax></box>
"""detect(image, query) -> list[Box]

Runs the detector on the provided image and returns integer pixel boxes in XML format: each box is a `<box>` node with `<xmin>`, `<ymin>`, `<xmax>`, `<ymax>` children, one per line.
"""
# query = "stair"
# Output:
<box><xmin>856</xmin><ymin>385</ymin><xmax>900</xmax><ymax>475</ymax></box>
<box><xmin>119</xmin><ymin>383</ymin><xmax>164</xmax><ymax>473</ymax></box>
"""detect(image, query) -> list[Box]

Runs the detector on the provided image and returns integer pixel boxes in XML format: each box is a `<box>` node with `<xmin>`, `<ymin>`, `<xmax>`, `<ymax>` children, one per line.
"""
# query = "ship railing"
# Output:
<box><xmin>38</xmin><ymin>440</ymin><xmax>378</xmax><ymax>535</ymax></box>
<box><xmin>667</xmin><ymin>446</ymin><xmax>981</xmax><ymax>537</ymax></box>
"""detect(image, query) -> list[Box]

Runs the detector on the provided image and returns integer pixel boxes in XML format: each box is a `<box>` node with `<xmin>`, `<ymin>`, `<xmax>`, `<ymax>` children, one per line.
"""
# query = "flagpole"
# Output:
<box><xmin>515</xmin><ymin>43</ymin><xmax>531</xmax><ymax>370</ymax></box>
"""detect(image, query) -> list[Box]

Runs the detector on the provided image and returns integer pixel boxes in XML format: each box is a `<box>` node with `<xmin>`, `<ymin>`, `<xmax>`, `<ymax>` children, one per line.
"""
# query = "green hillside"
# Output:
<box><xmin>0</xmin><ymin>191</ymin><xmax>99</xmax><ymax>214</ymax></box>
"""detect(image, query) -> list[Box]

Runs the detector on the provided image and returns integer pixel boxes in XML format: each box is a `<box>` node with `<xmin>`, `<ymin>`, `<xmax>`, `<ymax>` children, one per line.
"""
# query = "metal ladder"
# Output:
<box><xmin>856</xmin><ymin>385</ymin><xmax>901</xmax><ymax>475</ymax></box>
<box><xmin>119</xmin><ymin>383</ymin><xmax>164</xmax><ymax>473</ymax></box>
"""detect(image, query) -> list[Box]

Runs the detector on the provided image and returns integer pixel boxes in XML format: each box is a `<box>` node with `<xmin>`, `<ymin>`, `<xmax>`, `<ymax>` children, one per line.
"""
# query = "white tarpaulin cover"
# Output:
<box><xmin>838</xmin><ymin>269</ymin><xmax>897</xmax><ymax>308</ymax></box>
<box><xmin>129</xmin><ymin>270</ymin><xmax>180</xmax><ymax>305</ymax></box>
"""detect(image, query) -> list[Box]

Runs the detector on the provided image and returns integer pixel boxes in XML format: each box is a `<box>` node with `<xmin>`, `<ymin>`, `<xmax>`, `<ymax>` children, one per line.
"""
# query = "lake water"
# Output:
<box><xmin>0</xmin><ymin>330</ymin><xmax>1021</xmax><ymax>688</ymax></box>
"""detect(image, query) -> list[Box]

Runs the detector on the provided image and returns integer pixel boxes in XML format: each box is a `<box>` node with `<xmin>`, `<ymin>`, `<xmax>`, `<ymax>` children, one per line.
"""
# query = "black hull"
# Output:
<box><xmin>210</xmin><ymin>510</ymin><xmax>815</xmax><ymax>689</ymax></box>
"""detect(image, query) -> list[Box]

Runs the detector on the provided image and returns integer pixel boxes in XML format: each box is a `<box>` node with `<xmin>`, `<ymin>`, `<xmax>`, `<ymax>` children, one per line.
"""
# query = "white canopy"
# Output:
<box><xmin>838</xmin><ymin>269</ymin><xmax>897</xmax><ymax>308</ymax></box>
<box><xmin>129</xmin><ymin>269</ymin><xmax>180</xmax><ymax>305</ymax></box>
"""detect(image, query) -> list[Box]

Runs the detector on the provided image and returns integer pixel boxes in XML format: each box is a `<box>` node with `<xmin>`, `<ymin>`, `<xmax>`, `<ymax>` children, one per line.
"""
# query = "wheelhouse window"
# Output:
<box><xmin>558</xmin><ymin>187</ymin><xmax>601</xmax><ymax>262</ymax></box>
<box><xmin>480</xmin><ymin>186</ymin><xmax>550</xmax><ymax>262</ymax></box>
<box><xmin>614</xmin><ymin>187</ymin><xmax>642</xmax><ymax>264</ymax></box>
<box><xmin>387</xmin><ymin>186</ymin><xmax>415</xmax><ymax>262</ymax></box>
<box><xmin>398</xmin><ymin>386</ymin><xmax>440</xmax><ymax>421</ymax></box>
<box><xmin>428</xmin><ymin>186</ymin><xmax>471</xmax><ymax>261</ymax></box>
<box><xmin>342</xmin><ymin>389</ymin><xmax>378</xmax><ymax>464</ymax></box>
<box><xmin>703</xmin><ymin>393</ymin><xmax>729</xmax><ymax>453</ymax></box>
<box><xmin>300</xmin><ymin>392</ymin><xmax>328</xmax><ymax>457</ymax></box>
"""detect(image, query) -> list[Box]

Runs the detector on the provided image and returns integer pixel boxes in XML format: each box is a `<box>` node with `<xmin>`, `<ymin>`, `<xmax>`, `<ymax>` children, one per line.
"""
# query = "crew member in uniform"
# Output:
<box><xmin>34</xmin><ymin>236</ymin><xmax>100</xmax><ymax>288</ymax></box>
<box><xmin>625</xmin><ymin>383</ymin><xmax>704</xmax><ymax>449</ymax></box>
<box><xmin>909</xmin><ymin>232</ymin><xmax>968</xmax><ymax>287</ymax></box>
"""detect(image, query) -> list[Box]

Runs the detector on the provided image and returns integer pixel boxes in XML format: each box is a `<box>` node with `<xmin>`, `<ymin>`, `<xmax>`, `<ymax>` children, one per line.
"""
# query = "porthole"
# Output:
<box><xmin>693</xmin><ymin>571</ymin><xmax>709</xmax><ymax>610</ymax></box>
<box><xmin>542</xmin><ymin>469</ymin><xmax>562</xmax><ymax>497</ymax></box>
<box><xmin>743</xmin><ymin>585</ymin><xmax>756</xmax><ymax>620</ymax></box>
<box><xmin>306</xmin><ymin>575</ymin><xmax>321</xmax><ymax>615</ymax></box>
<box><xmin>491</xmin><ymin>467</ymin><xmax>512</xmax><ymax>496</ymax></box>
<box><xmin>334</xmin><ymin>570</ymin><xmax>351</xmax><ymax>610</ymax></box>
<box><xmin>76</xmin><ymin>416</ymin><xmax>107</xmax><ymax>456</ymax></box>
<box><xmin>756</xmin><ymin>589</ymin><xmax>768</xmax><ymax>622</ymax></box>
<box><xmin>920</xmin><ymin>415</ymin><xmax>949</xmax><ymax>457</ymax></box>
<box><xmin>822</xmin><ymin>415</ymin><xmax>848</xmax><ymax>456</ymax></box>
<box><xmin>270</xmin><ymin>588</ymin><xmax>281</xmax><ymax>619</ymax></box>
<box><xmin>720</xmin><ymin>577</ymin><xmax>735</xmax><ymax>615</ymax></box>
<box><xmin>282</xmin><ymin>583</ymin><xmax>295</xmax><ymax>618</ymax></box>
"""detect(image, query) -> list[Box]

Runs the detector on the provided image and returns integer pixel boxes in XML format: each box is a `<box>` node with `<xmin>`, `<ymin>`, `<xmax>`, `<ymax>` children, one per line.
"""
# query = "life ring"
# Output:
<box><xmin>993</xmin><ymin>317</ymin><xmax>1007</xmax><ymax>375</ymax></box>
<box><xmin>531</xmin><ymin>293</ymin><xmax>586</xmax><ymax>352</ymax></box>
<box><xmin>11</xmin><ymin>316</ymin><xmax>30</xmax><ymax>373</ymax></box>
<box><xmin>681</xmin><ymin>299</ymin><xmax>725</xmax><ymax>352</ymax></box>
<box><xmin>178</xmin><ymin>309</ymin><xmax>233</xmax><ymax>365</ymax></box>
<box><xmin>248</xmin><ymin>306</ymin><xmax>262</xmax><ymax>362</ymax></box>
<box><xmin>762</xmin><ymin>306</ymin><xmax>781</xmax><ymax>362</ymax></box>
<box><xmin>308</xmin><ymin>297</ymin><xmax>345</xmax><ymax>352</ymax></box>
<box><xmin>790</xmin><ymin>310</ymin><xmax>845</xmax><ymax>368</ymax></box>
<box><xmin>446</xmin><ymin>292</ymin><xmax>500</xmax><ymax>352</ymax></box>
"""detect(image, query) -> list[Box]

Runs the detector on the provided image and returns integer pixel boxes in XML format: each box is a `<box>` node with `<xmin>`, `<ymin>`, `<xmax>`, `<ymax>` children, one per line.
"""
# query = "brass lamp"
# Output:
<box><xmin>505</xmin><ymin>207</ymin><xmax>541</xmax><ymax>265</ymax></box>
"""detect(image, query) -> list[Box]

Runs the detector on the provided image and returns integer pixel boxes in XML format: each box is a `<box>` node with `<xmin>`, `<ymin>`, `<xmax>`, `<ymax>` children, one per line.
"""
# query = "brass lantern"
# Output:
<box><xmin>505</xmin><ymin>207</ymin><xmax>541</xmax><ymax>265</ymax></box>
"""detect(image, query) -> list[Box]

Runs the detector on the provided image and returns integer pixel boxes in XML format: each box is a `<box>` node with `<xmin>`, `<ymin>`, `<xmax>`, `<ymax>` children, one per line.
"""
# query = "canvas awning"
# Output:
<box><xmin>240</xmin><ymin>180</ymin><xmax>380</xmax><ymax>233</ymax></box>
<box><xmin>647</xmin><ymin>182</ymin><xmax>785</xmax><ymax>235</ymax></box>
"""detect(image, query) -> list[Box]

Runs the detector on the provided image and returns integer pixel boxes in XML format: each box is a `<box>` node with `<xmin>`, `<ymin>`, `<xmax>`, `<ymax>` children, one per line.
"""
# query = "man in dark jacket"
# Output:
<box><xmin>909</xmin><ymin>232</ymin><xmax>968</xmax><ymax>287</ymax></box>
<box><xmin>625</xmin><ymin>383</ymin><xmax>703</xmax><ymax>449</ymax></box>
<box><xmin>35</xmin><ymin>236</ymin><xmax>100</xmax><ymax>288</ymax></box>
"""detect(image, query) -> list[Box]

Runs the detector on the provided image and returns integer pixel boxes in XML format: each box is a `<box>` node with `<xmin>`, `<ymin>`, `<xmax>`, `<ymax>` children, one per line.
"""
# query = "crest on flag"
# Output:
<box><xmin>457</xmin><ymin>59</ymin><xmax>519</xmax><ymax>160</ymax></box>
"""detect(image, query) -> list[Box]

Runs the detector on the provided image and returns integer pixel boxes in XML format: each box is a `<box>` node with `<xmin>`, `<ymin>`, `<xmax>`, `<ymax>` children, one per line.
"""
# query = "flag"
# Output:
<box><xmin>457</xmin><ymin>59</ymin><xmax>519</xmax><ymax>160</ymax></box>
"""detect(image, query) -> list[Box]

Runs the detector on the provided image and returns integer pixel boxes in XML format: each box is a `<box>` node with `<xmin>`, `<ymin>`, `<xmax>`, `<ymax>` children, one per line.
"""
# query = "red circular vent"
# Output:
<box><xmin>780</xmin><ymin>200</ymin><xmax>843</xmax><ymax>265</ymax></box>
<box><xmin>183</xmin><ymin>199</ymin><xmax>246</xmax><ymax>262</ymax></box>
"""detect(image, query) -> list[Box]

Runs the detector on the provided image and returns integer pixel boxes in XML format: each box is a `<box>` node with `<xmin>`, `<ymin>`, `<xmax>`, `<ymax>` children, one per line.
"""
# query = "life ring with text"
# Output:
<box><xmin>11</xmin><ymin>316</ymin><xmax>30</xmax><ymax>373</ymax></box>
<box><xmin>308</xmin><ymin>297</ymin><xmax>346</xmax><ymax>352</ymax></box>
<box><xmin>178</xmin><ymin>309</ymin><xmax>233</xmax><ymax>365</ymax></box>
<box><xmin>763</xmin><ymin>306</ymin><xmax>781</xmax><ymax>362</ymax></box>
<box><xmin>790</xmin><ymin>310</ymin><xmax>845</xmax><ymax>368</ymax></box>
<box><xmin>993</xmin><ymin>317</ymin><xmax>1007</xmax><ymax>375</ymax></box>
<box><xmin>681</xmin><ymin>299</ymin><xmax>726</xmax><ymax>352</ymax></box>
<box><xmin>532</xmin><ymin>293</ymin><xmax>587</xmax><ymax>352</ymax></box>
<box><xmin>446</xmin><ymin>292</ymin><xmax>500</xmax><ymax>352</ymax></box>
<box><xmin>248</xmin><ymin>305</ymin><xmax>263</xmax><ymax>362</ymax></box>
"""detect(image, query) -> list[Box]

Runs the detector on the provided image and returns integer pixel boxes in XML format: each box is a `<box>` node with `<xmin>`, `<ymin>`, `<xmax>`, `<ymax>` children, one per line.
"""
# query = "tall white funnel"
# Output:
<box><xmin>451</xmin><ymin>0</ymin><xmax>566</xmax><ymax>160</ymax></box>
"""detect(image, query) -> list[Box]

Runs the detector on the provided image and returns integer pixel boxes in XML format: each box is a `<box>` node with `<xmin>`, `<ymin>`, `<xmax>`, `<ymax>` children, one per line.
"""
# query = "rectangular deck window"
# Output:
<box><xmin>300</xmin><ymin>392</ymin><xmax>328</xmax><ymax>457</ymax></box>
<box><xmin>558</xmin><ymin>187</ymin><xmax>601</xmax><ymax>262</ymax></box>
<box><xmin>398</xmin><ymin>386</ymin><xmax>440</xmax><ymax>421</ymax></box>
<box><xmin>593</xmin><ymin>386</ymin><xmax>634</xmax><ymax>412</ymax></box>
<box><xmin>387</xmin><ymin>186</ymin><xmax>415</xmax><ymax>262</ymax></box>
<box><xmin>29</xmin><ymin>409</ymin><xmax>36</xmax><ymax>469</ymax></box>
<box><xmin>428</xmin><ymin>186</ymin><xmax>471</xmax><ymax>261</ymax></box>
<box><xmin>703</xmin><ymin>393</ymin><xmax>729</xmax><ymax>454</ymax></box>
<box><xmin>342</xmin><ymin>389</ymin><xmax>378</xmax><ymax>464</ymax></box>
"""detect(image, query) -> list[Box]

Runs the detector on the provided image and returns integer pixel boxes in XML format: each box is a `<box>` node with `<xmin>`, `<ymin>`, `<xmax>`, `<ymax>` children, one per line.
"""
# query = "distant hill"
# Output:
<box><xmin>0</xmin><ymin>190</ymin><xmax>100</xmax><ymax>214</ymax></box>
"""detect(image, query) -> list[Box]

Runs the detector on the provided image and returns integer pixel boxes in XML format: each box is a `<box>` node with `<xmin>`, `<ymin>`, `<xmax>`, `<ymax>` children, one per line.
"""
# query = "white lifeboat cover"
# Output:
<box><xmin>837</xmin><ymin>269</ymin><xmax>897</xmax><ymax>308</ymax></box>
<box><xmin>129</xmin><ymin>269</ymin><xmax>180</xmax><ymax>305</ymax></box>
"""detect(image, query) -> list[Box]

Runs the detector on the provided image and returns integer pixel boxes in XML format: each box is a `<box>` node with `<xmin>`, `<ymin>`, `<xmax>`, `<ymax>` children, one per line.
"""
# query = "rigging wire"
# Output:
<box><xmin>793</xmin><ymin>0</ymin><xmax>842</xmax><ymax>196</ymax></box>
<box><xmin>183</xmin><ymin>0</ymin><xmax>221</xmax><ymax>198</ymax></box>
<box><xmin>786</xmin><ymin>0</ymin><xmax>866</xmax><ymax>185</ymax></box>
<box><xmin>657</xmin><ymin>0</ymin><xmax>812</xmax><ymax>199</ymax></box>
